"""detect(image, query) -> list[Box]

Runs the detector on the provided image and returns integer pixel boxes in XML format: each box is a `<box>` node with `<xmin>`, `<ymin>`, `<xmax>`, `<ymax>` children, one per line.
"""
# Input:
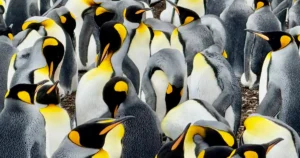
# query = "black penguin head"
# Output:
<box><xmin>123</xmin><ymin>6</ymin><xmax>151</xmax><ymax>24</ymax></box>
<box><xmin>68</xmin><ymin>116</ymin><xmax>134</xmax><ymax>149</ymax></box>
<box><xmin>5</xmin><ymin>80</ymin><xmax>48</xmax><ymax>104</ymax></box>
<box><xmin>59</xmin><ymin>10</ymin><xmax>76</xmax><ymax>38</ymax></box>
<box><xmin>246</xmin><ymin>29</ymin><xmax>294</xmax><ymax>51</ymax></box>
<box><xmin>166</xmin><ymin>0</ymin><xmax>200</xmax><ymax>25</ymax></box>
<box><xmin>22</xmin><ymin>17</ymin><xmax>57</xmax><ymax>32</ymax></box>
<box><xmin>97</xmin><ymin>21</ymin><xmax>127</xmax><ymax>65</ymax></box>
<box><xmin>293</xmin><ymin>34</ymin><xmax>300</xmax><ymax>48</ymax></box>
<box><xmin>94</xmin><ymin>6</ymin><xmax>115</xmax><ymax>27</ymax></box>
<box><xmin>0</xmin><ymin>26</ymin><xmax>13</xmax><ymax>40</ymax></box>
<box><xmin>229</xmin><ymin>138</ymin><xmax>283</xmax><ymax>158</ymax></box>
<box><xmin>189</xmin><ymin>121</ymin><xmax>237</xmax><ymax>148</ymax></box>
<box><xmin>198</xmin><ymin>146</ymin><xmax>234</xmax><ymax>158</ymax></box>
<box><xmin>165</xmin><ymin>83</ymin><xmax>183</xmax><ymax>112</ymax></box>
<box><xmin>39</xmin><ymin>37</ymin><xmax>64</xmax><ymax>81</ymax></box>
<box><xmin>254</xmin><ymin>0</ymin><xmax>270</xmax><ymax>10</ymax></box>
<box><xmin>35</xmin><ymin>81</ymin><xmax>60</xmax><ymax>107</ymax></box>
<box><xmin>103</xmin><ymin>77</ymin><xmax>131</xmax><ymax>118</ymax></box>
<box><xmin>0</xmin><ymin>0</ymin><xmax>5</xmax><ymax>14</ymax></box>
<box><xmin>156</xmin><ymin>123</ymin><xmax>191</xmax><ymax>158</ymax></box>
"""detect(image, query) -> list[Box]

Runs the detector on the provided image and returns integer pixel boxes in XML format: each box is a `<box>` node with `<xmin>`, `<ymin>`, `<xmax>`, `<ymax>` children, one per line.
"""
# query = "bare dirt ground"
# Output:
<box><xmin>61</xmin><ymin>2</ymin><xmax>259</xmax><ymax>138</ymax></box>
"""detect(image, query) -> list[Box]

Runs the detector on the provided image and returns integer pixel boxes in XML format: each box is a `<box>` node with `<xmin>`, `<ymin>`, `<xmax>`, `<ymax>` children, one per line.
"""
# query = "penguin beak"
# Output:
<box><xmin>99</xmin><ymin>116</ymin><xmax>135</xmax><ymax>135</ymax></box>
<box><xmin>35</xmin><ymin>80</ymin><xmax>49</xmax><ymax>93</ymax></box>
<box><xmin>245</xmin><ymin>29</ymin><xmax>270</xmax><ymax>41</ymax></box>
<box><xmin>171</xmin><ymin>123</ymin><xmax>191</xmax><ymax>150</ymax></box>
<box><xmin>101</xmin><ymin>43</ymin><xmax>110</xmax><ymax>62</ymax></box>
<box><xmin>166</xmin><ymin>0</ymin><xmax>180</xmax><ymax>15</ymax></box>
<box><xmin>264</xmin><ymin>138</ymin><xmax>284</xmax><ymax>153</ymax></box>
<box><xmin>135</xmin><ymin>8</ymin><xmax>152</xmax><ymax>14</ymax></box>
<box><xmin>46</xmin><ymin>81</ymin><xmax>59</xmax><ymax>94</ymax></box>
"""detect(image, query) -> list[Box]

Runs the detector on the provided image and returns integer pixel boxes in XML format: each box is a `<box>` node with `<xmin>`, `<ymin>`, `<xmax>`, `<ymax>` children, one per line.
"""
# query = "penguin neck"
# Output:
<box><xmin>271</xmin><ymin>43</ymin><xmax>299</xmax><ymax>66</ymax></box>
<box><xmin>171</xmin><ymin>28</ymin><xmax>184</xmax><ymax>55</ymax></box>
<box><xmin>183</xmin><ymin>126</ymin><xmax>205</xmax><ymax>158</ymax></box>
<box><xmin>39</xmin><ymin>104</ymin><xmax>63</xmax><ymax>113</ymax></box>
<box><xmin>4</xmin><ymin>99</ymin><xmax>37</xmax><ymax>113</ymax></box>
<box><xmin>65</xmin><ymin>0</ymin><xmax>90</xmax><ymax>18</ymax></box>
<box><xmin>123</xmin><ymin>19</ymin><xmax>140</xmax><ymax>32</ymax></box>
<box><xmin>97</xmin><ymin>52</ymin><xmax>113</xmax><ymax>72</ymax></box>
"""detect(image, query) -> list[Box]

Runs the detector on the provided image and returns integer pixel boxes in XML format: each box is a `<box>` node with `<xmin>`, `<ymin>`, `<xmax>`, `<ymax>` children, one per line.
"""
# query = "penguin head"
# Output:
<box><xmin>254</xmin><ymin>0</ymin><xmax>271</xmax><ymax>10</ymax></box>
<box><xmin>165</xmin><ymin>82</ymin><xmax>183</xmax><ymax>112</ymax></box>
<box><xmin>22</xmin><ymin>17</ymin><xmax>59</xmax><ymax>33</ymax></box>
<box><xmin>57</xmin><ymin>8</ymin><xmax>76</xmax><ymax>38</ymax></box>
<box><xmin>0</xmin><ymin>25</ymin><xmax>13</xmax><ymax>40</ymax></box>
<box><xmin>292</xmin><ymin>34</ymin><xmax>300</xmax><ymax>48</ymax></box>
<box><xmin>94</xmin><ymin>6</ymin><xmax>115</xmax><ymax>27</ymax></box>
<box><xmin>103</xmin><ymin>77</ymin><xmax>135</xmax><ymax>118</ymax></box>
<box><xmin>166</xmin><ymin>0</ymin><xmax>200</xmax><ymax>25</ymax></box>
<box><xmin>229</xmin><ymin>138</ymin><xmax>283</xmax><ymax>158</ymax></box>
<box><xmin>188</xmin><ymin>120</ymin><xmax>237</xmax><ymax>148</ymax></box>
<box><xmin>5</xmin><ymin>80</ymin><xmax>48</xmax><ymax>104</ymax></box>
<box><xmin>123</xmin><ymin>6</ymin><xmax>151</xmax><ymax>24</ymax></box>
<box><xmin>198</xmin><ymin>146</ymin><xmax>234</xmax><ymax>158</ymax></box>
<box><xmin>34</xmin><ymin>81</ymin><xmax>60</xmax><ymax>108</ymax></box>
<box><xmin>97</xmin><ymin>21</ymin><xmax>127</xmax><ymax>65</ymax></box>
<box><xmin>83</xmin><ymin>0</ymin><xmax>101</xmax><ymax>6</ymax></box>
<box><xmin>37</xmin><ymin>37</ymin><xmax>64</xmax><ymax>81</ymax></box>
<box><xmin>156</xmin><ymin>123</ymin><xmax>191</xmax><ymax>158</ymax></box>
<box><xmin>246</xmin><ymin>29</ymin><xmax>294</xmax><ymax>52</ymax></box>
<box><xmin>68</xmin><ymin>116</ymin><xmax>134</xmax><ymax>149</ymax></box>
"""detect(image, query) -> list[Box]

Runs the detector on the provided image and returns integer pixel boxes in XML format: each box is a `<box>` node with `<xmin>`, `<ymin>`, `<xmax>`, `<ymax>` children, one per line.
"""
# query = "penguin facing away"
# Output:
<box><xmin>75</xmin><ymin>21</ymin><xmax>129</xmax><ymax>125</ymax></box>
<box><xmin>35</xmin><ymin>81</ymin><xmax>71</xmax><ymax>157</ymax></box>
<box><xmin>52</xmin><ymin>116</ymin><xmax>134</xmax><ymax>158</ymax></box>
<box><xmin>0</xmin><ymin>82</ymin><xmax>47</xmax><ymax>157</ymax></box>
<box><xmin>241</xmin><ymin>0</ymin><xmax>281</xmax><ymax>89</ymax></box>
<box><xmin>102</xmin><ymin>76</ymin><xmax>162</xmax><ymax>158</ymax></box>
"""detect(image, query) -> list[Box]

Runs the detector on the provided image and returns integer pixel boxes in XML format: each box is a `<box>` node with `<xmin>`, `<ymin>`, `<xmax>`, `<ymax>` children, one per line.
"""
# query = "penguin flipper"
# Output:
<box><xmin>244</xmin><ymin>32</ymin><xmax>256</xmax><ymax>81</ymax></box>
<box><xmin>79</xmin><ymin>8</ymin><xmax>95</xmax><ymax>66</ymax></box>
<box><xmin>141</xmin><ymin>64</ymin><xmax>157</xmax><ymax>110</ymax></box>
<box><xmin>256</xmin><ymin>84</ymin><xmax>282</xmax><ymax>117</ymax></box>
<box><xmin>274</xmin><ymin>9</ymin><xmax>288</xmax><ymax>31</ymax></box>
<box><xmin>272</xmin><ymin>0</ymin><xmax>293</xmax><ymax>16</ymax></box>
<box><xmin>122</xmin><ymin>56</ymin><xmax>140</xmax><ymax>93</ymax></box>
<box><xmin>212</xmin><ymin>91</ymin><xmax>233</xmax><ymax>116</ymax></box>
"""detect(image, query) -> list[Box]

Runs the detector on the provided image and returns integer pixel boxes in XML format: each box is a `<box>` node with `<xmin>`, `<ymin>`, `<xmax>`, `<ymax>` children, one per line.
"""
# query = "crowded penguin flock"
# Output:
<box><xmin>1</xmin><ymin>0</ymin><xmax>300</xmax><ymax>157</ymax></box>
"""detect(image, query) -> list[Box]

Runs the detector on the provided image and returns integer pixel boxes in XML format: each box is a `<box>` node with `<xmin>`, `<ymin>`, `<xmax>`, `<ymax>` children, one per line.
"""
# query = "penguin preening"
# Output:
<box><xmin>141</xmin><ymin>48</ymin><xmax>188</xmax><ymax>121</ymax></box>
<box><xmin>241</xmin><ymin>0</ymin><xmax>281</xmax><ymax>89</ymax></box>
<box><xmin>230</xmin><ymin>138</ymin><xmax>284</xmax><ymax>158</ymax></box>
<box><xmin>35</xmin><ymin>81</ymin><xmax>71</xmax><ymax>157</ymax></box>
<box><xmin>52</xmin><ymin>116</ymin><xmax>134</xmax><ymax>158</ymax></box>
<box><xmin>241</xmin><ymin>114</ymin><xmax>300</xmax><ymax>157</ymax></box>
<box><xmin>220</xmin><ymin>0</ymin><xmax>254</xmax><ymax>77</ymax></box>
<box><xmin>246</xmin><ymin>30</ymin><xmax>300</xmax><ymax>136</ymax></box>
<box><xmin>161</xmin><ymin>99</ymin><xmax>230</xmax><ymax>140</ymax></box>
<box><xmin>75</xmin><ymin>21</ymin><xmax>129</xmax><ymax>125</ymax></box>
<box><xmin>0</xmin><ymin>82</ymin><xmax>47</xmax><ymax>157</ymax></box>
<box><xmin>103</xmin><ymin>76</ymin><xmax>162</xmax><ymax>158</ymax></box>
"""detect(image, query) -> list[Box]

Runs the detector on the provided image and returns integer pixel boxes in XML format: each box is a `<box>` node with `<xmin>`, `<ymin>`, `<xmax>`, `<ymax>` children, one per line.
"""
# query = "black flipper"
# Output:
<box><xmin>122</xmin><ymin>55</ymin><xmax>140</xmax><ymax>93</ymax></box>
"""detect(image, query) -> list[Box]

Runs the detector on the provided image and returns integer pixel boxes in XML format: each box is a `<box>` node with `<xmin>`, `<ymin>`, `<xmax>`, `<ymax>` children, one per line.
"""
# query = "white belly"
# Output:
<box><xmin>178</xmin><ymin>0</ymin><xmax>205</xmax><ymax>17</ymax></box>
<box><xmin>151</xmin><ymin>31</ymin><xmax>171</xmax><ymax>55</ymax></box>
<box><xmin>162</xmin><ymin>100</ymin><xmax>218</xmax><ymax>140</ymax></box>
<box><xmin>259</xmin><ymin>53</ymin><xmax>271</xmax><ymax>104</ymax></box>
<box><xmin>17</xmin><ymin>31</ymin><xmax>42</xmax><ymax>50</ymax></box>
<box><xmin>151</xmin><ymin>70</ymin><xmax>169</xmax><ymax>121</ymax></box>
<box><xmin>225</xmin><ymin>105</ymin><xmax>235</xmax><ymax>131</ymax></box>
<box><xmin>75</xmin><ymin>68</ymin><xmax>112</xmax><ymax>125</ymax></box>
<box><xmin>241</xmin><ymin>61</ymin><xmax>257</xmax><ymax>89</ymax></box>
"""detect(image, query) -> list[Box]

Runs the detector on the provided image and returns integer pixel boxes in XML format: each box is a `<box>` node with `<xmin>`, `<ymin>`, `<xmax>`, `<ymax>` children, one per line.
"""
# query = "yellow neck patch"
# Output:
<box><xmin>93</xmin><ymin>149</ymin><xmax>109</xmax><ymax>158</ymax></box>
<box><xmin>96</xmin><ymin>7</ymin><xmax>109</xmax><ymax>16</ymax></box>
<box><xmin>244</xmin><ymin>151</ymin><xmax>258</xmax><ymax>158</ymax></box>
<box><xmin>17</xmin><ymin>91</ymin><xmax>32</xmax><ymax>104</ymax></box>
<box><xmin>136</xmin><ymin>22</ymin><xmax>148</xmax><ymax>33</ymax></box>
<box><xmin>280</xmin><ymin>35</ymin><xmax>291</xmax><ymax>49</ymax></box>
<box><xmin>114</xmin><ymin>24</ymin><xmax>127</xmax><ymax>43</ymax></box>
<box><xmin>256</xmin><ymin>2</ymin><xmax>265</xmax><ymax>10</ymax></box>
<box><xmin>43</xmin><ymin>38</ymin><xmax>59</xmax><ymax>48</ymax></box>
<box><xmin>98</xmin><ymin>52</ymin><xmax>113</xmax><ymax>72</ymax></box>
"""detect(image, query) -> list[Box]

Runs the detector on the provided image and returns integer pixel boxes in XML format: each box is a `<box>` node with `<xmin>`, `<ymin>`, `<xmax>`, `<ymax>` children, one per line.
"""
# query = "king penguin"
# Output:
<box><xmin>141</xmin><ymin>48</ymin><xmax>188</xmax><ymax>121</ymax></box>
<box><xmin>0</xmin><ymin>82</ymin><xmax>47</xmax><ymax>157</ymax></box>
<box><xmin>231</xmin><ymin>138</ymin><xmax>284</xmax><ymax>158</ymax></box>
<box><xmin>241</xmin><ymin>0</ymin><xmax>281</xmax><ymax>89</ymax></box>
<box><xmin>187</xmin><ymin>44</ymin><xmax>242</xmax><ymax>134</ymax></box>
<box><xmin>197</xmin><ymin>146</ymin><xmax>234</xmax><ymax>158</ymax></box>
<box><xmin>161</xmin><ymin>99</ymin><xmax>230</xmax><ymax>140</ymax></box>
<box><xmin>5</xmin><ymin>0</ymin><xmax>39</xmax><ymax>34</ymax></box>
<box><xmin>35</xmin><ymin>81</ymin><xmax>71</xmax><ymax>157</ymax></box>
<box><xmin>241</xmin><ymin>114</ymin><xmax>300</xmax><ymax>157</ymax></box>
<box><xmin>75</xmin><ymin>21</ymin><xmax>129</xmax><ymax>125</ymax></box>
<box><xmin>52</xmin><ymin>116</ymin><xmax>134</xmax><ymax>158</ymax></box>
<box><xmin>102</xmin><ymin>76</ymin><xmax>162</xmax><ymax>158</ymax></box>
<box><xmin>246</xmin><ymin>30</ymin><xmax>300</xmax><ymax>136</ymax></box>
<box><xmin>288</xmin><ymin>26</ymin><xmax>300</xmax><ymax>48</ymax></box>
<box><xmin>123</xmin><ymin>5</ymin><xmax>153</xmax><ymax>95</ymax></box>
<box><xmin>220</xmin><ymin>0</ymin><xmax>254</xmax><ymax>77</ymax></box>
<box><xmin>0</xmin><ymin>36</ymin><xmax>17</xmax><ymax>112</ymax></box>
<box><xmin>288</xmin><ymin>0</ymin><xmax>300</xmax><ymax>28</ymax></box>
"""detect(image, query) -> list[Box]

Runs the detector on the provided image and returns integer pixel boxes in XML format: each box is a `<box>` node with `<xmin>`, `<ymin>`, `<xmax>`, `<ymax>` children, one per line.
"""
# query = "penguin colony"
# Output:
<box><xmin>0</xmin><ymin>0</ymin><xmax>300</xmax><ymax>157</ymax></box>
